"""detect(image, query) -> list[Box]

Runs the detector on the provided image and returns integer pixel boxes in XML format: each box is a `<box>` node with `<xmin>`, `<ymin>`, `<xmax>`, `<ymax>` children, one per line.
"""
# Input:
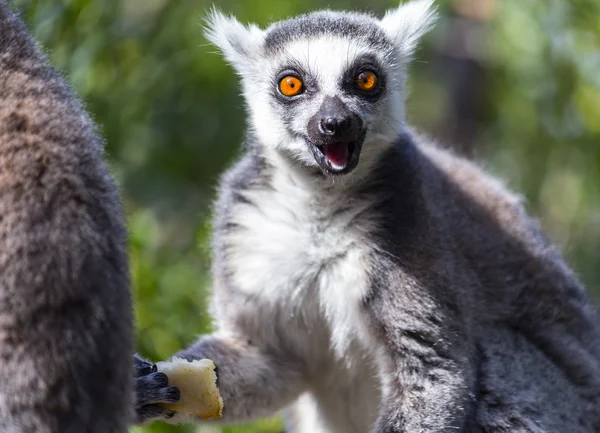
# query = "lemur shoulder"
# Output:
<box><xmin>135</xmin><ymin>1</ymin><xmax>600</xmax><ymax>432</ymax></box>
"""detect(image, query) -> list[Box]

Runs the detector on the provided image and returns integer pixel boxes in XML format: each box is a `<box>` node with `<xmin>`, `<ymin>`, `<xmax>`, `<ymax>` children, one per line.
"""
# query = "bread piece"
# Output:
<box><xmin>156</xmin><ymin>357</ymin><xmax>223</xmax><ymax>419</ymax></box>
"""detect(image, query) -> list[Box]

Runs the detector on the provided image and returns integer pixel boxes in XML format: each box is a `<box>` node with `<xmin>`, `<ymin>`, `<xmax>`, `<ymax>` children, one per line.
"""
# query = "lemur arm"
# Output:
<box><xmin>134</xmin><ymin>333</ymin><xmax>306</xmax><ymax>425</ymax></box>
<box><xmin>367</xmin><ymin>260</ymin><xmax>476</xmax><ymax>433</ymax></box>
<box><xmin>175</xmin><ymin>333</ymin><xmax>306</xmax><ymax>423</ymax></box>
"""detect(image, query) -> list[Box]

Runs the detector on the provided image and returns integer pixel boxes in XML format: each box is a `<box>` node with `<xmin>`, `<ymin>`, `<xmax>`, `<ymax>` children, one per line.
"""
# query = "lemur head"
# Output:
<box><xmin>205</xmin><ymin>1</ymin><xmax>436</xmax><ymax>176</ymax></box>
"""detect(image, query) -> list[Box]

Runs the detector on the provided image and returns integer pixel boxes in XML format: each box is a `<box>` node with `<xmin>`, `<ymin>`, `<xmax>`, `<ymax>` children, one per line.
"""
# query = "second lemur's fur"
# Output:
<box><xmin>135</xmin><ymin>1</ymin><xmax>600</xmax><ymax>432</ymax></box>
<box><xmin>0</xmin><ymin>2</ymin><xmax>133</xmax><ymax>432</ymax></box>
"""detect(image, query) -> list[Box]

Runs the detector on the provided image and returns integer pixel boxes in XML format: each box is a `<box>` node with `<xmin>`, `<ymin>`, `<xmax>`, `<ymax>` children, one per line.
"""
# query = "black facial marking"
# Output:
<box><xmin>264</xmin><ymin>11</ymin><xmax>394</xmax><ymax>55</ymax></box>
<box><xmin>273</xmin><ymin>67</ymin><xmax>319</xmax><ymax>105</ymax></box>
<box><xmin>341</xmin><ymin>54</ymin><xmax>386</xmax><ymax>100</ymax></box>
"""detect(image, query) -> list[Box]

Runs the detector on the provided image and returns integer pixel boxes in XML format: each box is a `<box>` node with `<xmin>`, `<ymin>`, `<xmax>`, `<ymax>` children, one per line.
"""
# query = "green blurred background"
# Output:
<box><xmin>10</xmin><ymin>0</ymin><xmax>600</xmax><ymax>432</ymax></box>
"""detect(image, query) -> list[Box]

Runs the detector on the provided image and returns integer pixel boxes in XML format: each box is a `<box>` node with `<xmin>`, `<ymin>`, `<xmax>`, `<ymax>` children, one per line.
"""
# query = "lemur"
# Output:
<box><xmin>0</xmin><ymin>1</ymin><xmax>133</xmax><ymax>432</ymax></box>
<box><xmin>134</xmin><ymin>1</ymin><xmax>600</xmax><ymax>432</ymax></box>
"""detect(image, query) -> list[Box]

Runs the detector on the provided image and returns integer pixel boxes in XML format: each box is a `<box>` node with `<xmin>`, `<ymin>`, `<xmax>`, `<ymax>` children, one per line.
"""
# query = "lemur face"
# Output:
<box><xmin>205</xmin><ymin>1</ymin><xmax>436</xmax><ymax>175</ymax></box>
<box><xmin>263</xmin><ymin>33</ymin><xmax>392</xmax><ymax>175</ymax></box>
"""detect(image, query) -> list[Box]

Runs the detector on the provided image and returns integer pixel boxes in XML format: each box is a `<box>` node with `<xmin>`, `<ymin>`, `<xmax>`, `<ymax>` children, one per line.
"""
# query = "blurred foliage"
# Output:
<box><xmin>8</xmin><ymin>0</ymin><xmax>600</xmax><ymax>432</ymax></box>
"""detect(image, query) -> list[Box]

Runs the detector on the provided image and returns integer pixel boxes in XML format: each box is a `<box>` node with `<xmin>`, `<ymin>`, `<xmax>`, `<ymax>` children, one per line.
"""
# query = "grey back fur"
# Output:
<box><xmin>362</xmin><ymin>133</ymin><xmax>600</xmax><ymax>432</ymax></box>
<box><xmin>0</xmin><ymin>2</ymin><xmax>133</xmax><ymax>432</ymax></box>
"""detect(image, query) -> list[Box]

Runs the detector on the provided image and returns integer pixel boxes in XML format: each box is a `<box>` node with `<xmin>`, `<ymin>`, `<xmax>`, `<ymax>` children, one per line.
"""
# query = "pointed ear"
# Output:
<box><xmin>203</xmin><ymin>8</ymin><xmax>265</xmax><ymax>74</ymax></box>
<box><xmin>379</xmin><ymin>0</ymin><xmax>438</xmax><ymax>59</ymax></box>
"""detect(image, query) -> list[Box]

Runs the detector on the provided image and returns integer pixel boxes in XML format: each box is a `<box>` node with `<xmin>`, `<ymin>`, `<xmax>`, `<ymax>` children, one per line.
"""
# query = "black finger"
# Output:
<box><xmin>135</xmin><ymin>372</ymin><xmax>170</xmax><ymax>406</ymax></box>
<box><xmin>134</xmin><ymin>363</ymin><xmax>153</xmax><ymax>378</ymax></box>
<box><xmin>163</xmin><ymin>386</ymin><xmax>180</xmax><ymax>404</ymax></box>
<box><xmin>139</xmin><ymin>371</ymin><xmax>168</xmax><ymax>388</ymax></box>
<box><xmin>137</xmin><ymin>384</ymin><xmax>180</xmax><ymax>406</ymax></box>
<box><xmin>133</xmin><ymin>354</ymin><xmax>155</xmax><ymax>377</ymax></box>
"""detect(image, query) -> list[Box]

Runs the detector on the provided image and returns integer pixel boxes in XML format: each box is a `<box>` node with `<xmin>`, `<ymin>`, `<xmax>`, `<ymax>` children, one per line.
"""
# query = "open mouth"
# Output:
<box><xmin>316</xmin><ymin>141</ymin><xmax>356</xmax><ymax>171</ymax></box>
<box><xmin>309</xmin><ymin>137</ymin><xmax>364</xmax><ymax>175</ymax></box>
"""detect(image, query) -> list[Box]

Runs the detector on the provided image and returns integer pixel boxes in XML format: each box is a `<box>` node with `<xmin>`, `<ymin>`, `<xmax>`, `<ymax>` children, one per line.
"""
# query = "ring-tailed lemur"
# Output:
<box><xmin>134</xmin><ymin>1</ymin><xmax>600</xmax><ymax>431</ymax></box>
<box><xmin>0</xmin><ymin>2</ymin><xmax>133</xmax><ymax>431</ymax></box>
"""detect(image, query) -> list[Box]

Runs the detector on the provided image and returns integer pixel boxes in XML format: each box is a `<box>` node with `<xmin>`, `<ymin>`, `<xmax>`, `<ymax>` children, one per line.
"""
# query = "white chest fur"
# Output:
<box><xmin>224</xmin><ymin>164</ymin><xmax>376</xmax><ymax>358</ymax></box>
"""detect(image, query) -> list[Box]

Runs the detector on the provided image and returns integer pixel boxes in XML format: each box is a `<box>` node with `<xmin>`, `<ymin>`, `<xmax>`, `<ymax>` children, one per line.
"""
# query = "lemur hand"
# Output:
<box><xmin>133</xmin><ymin>353</ymin><xmax>181</xmax><ymax>425</ymax></box>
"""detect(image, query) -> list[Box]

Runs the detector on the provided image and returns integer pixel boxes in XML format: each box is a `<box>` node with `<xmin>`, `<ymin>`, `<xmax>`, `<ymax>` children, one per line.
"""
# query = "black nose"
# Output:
<box><xmin>307</xmin><ymin>96</ymin><xmax>362</xmax><ymax>144</ymax></box>
<box><xmin>319</xmin><ymin>116</ymin><xmax>353</xmax><ymax>136</ymax></box>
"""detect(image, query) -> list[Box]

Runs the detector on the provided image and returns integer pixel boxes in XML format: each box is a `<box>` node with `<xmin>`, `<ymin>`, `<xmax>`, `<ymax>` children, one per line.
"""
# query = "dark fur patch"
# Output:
<box><xmin>264</xmin><ymin>11</ymin><xmax>394</xmax><ymax>55</ymax></box>
<box><xmin>0</xmin><ymin>3</ymin><xmax>132</xmax><ymax>431</ymax></box>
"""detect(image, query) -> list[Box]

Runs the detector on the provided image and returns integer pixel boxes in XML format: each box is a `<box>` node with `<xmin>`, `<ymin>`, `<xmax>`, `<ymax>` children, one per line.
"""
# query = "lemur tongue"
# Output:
<box><xmin>324</xmin><ymin>142</ymin><xmax>349</xmax><ymax>169</ymax></box>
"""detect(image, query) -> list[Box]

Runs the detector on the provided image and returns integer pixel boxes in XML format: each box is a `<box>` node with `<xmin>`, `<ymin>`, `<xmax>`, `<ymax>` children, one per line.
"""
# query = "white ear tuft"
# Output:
<box><xmin>203</xmin><ymin>8</ymin><xmax>265</xmax><ymax>74</ymax></box>
<box><xmin>379</xmin><ymin>0</ymin><xmax>438</xmax><ymax>58</ymax></box>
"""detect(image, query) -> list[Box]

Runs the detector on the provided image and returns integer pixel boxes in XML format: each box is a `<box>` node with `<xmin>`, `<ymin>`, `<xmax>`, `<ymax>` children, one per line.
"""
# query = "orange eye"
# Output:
<box><xmin>356</xmin><ymin>70</ymin><xmax>377</xmax><ymax>92</ymax></box>
<box><xmin>279</xmin><ymin>75</ymin><xmax>303</xmax><ymax>97</ymax></box>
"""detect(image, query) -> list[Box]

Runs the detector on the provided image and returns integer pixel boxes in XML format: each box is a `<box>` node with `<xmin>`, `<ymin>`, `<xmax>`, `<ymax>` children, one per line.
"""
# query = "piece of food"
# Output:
<box><xmin>156</xmin><ymin>357</ymin><xmax>223</xmax><ymax>419</ymax></box>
